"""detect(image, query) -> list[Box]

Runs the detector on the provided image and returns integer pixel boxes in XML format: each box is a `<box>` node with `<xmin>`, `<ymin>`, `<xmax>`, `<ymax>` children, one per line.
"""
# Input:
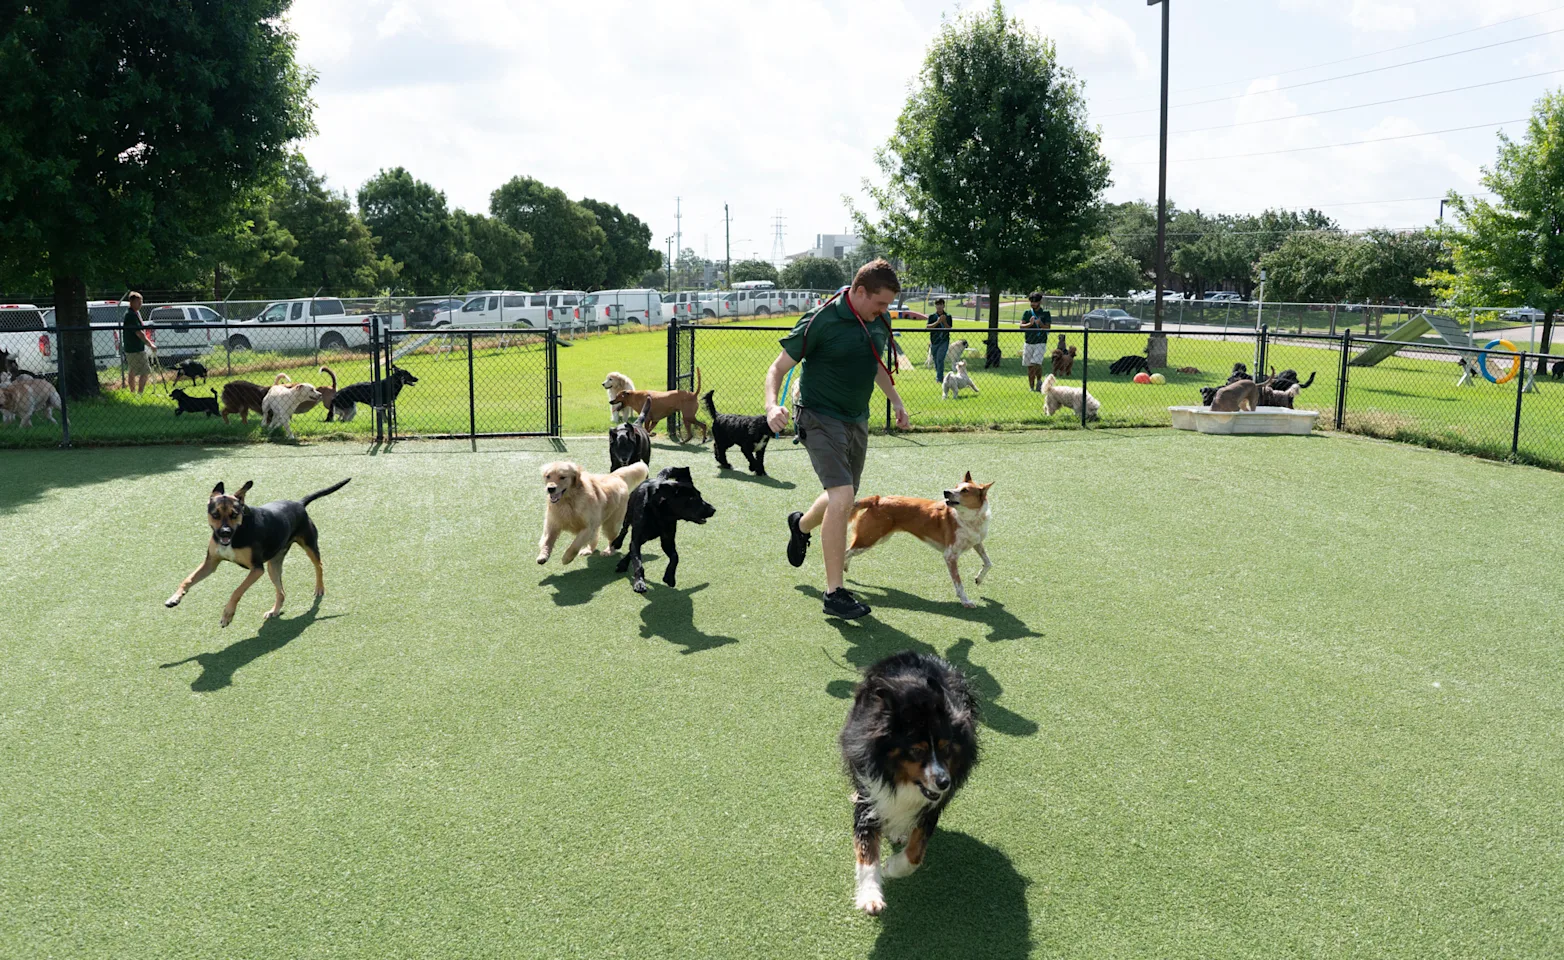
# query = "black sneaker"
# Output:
<box><xmin>786</xmin><ymin>511</ymin><xmax>811</xmax><ymax>568</ymax></box>
<box><xmin>823</xmin><ymin>588</ymin><xmax>871</xmax><ymax>619</ymax></box>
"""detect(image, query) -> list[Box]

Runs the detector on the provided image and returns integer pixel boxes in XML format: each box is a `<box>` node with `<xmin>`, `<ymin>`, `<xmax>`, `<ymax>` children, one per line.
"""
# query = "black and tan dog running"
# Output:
<box><xmin>165</xmin><ymin>478</ymin><xmax>350</xmax><ymax>627</ymax></box>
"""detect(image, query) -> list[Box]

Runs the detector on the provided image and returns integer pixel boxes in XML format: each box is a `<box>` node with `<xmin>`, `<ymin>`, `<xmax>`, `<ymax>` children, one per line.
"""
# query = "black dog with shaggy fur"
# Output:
<box><xmin>840</xmin><ymin>650</ymin><xmax>979</xmax><ymax>915</ymax></box>
<box><xmin>611</xmin><ymin>465</ymin><xmax>716</xmax><ymax>593</ymax></box>
<box><xmin>702</xmin><ymin>390</ymin><xmax>771</xmax><ymax>476</ymax></box>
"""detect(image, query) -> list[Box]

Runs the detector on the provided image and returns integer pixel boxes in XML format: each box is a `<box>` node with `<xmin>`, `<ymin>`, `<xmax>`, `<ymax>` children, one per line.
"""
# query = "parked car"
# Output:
<box><xmin>541</xmin><ymin>290</ymin><xmax>588</xmax><ymax>331</ymax></box>
<box><xmin>661</xmin><ymin>291</ymin><xmax>703</xmax><ymax>323</ymax></box>
<box><xmin>698</xmin><ymin>292</ymin><xmax>736</xmax><ymax>319</ymax></box>
<box><xmin>454</xmin><ymin>291</ymin><xmax>545</xmax><ymax>329</ymax></box>
<box><xmin>1203</xmin><ymin>291</ymin><xmax>1243</xmax><ymax>303</ymax></box>
<box><xmin>225</xmin><ymin>298</ymin><xmax>374</xmax><ymax>353</ymax></box>
<box><xmin>583</xmin><ymin>289</ymin><xmax>663</xmax><ymax>326</ymax></box>
<box><xmin>1083</xmin><ymin>308</ymin><xmax>1143</xmax><ymax>331</ymax></box>
<box><xmin>404</xmin><ymin>297</ymin><xmax>466</xmax><ymax>329</ymax></box>
<box><xmin>1500</xmin><ymin>306</ymin><xmax>1545</xmax><ymax>322</ymax></box>
<box><xmin>144</xmin><ymin>303</ymin><xmax>229</xmax><ymax>359</ymax></box>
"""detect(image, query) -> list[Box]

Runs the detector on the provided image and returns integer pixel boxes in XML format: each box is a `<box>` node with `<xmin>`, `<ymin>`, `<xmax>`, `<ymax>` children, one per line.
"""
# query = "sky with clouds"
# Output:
<box><xmin>288</xmin><ymin>0</ymin><xmax>1564</xmax><ymax>265</ymax></box>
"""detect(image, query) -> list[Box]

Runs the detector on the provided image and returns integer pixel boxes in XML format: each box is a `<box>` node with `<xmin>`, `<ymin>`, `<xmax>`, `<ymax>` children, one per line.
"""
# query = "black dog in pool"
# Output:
<box><xmin>611</xmin><ymin>465</ymin><xmax>715</xmax><ymax>593</ymax></box>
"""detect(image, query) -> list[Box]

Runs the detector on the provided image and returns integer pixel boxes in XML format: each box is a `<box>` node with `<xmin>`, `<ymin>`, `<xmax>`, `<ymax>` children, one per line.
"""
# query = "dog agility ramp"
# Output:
<box><xmin>393</xmin><ymin>333</ymin><xmax>441</xmax><ymax>362</ymax></box>
<box><xmin>1349</xmin><ymin>315</ymin><xmax>1432</xmax><ymax>367</ymax></box>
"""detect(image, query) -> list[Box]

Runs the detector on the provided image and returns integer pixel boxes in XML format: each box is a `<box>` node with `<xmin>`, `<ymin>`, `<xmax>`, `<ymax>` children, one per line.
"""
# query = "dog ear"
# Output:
<box><xmin>962</xmin><ymin>470</ymin><xmax>973</xmax><ymax>483</ymax></box>
<box><xmin>211</xmin><ymin>481</ymin><xmax>225</xmax><ymax>497</ymax></box>
<box><xmin>235</xmin><ymin>480</ymin><xmax>254</xmax><ymax>502</ymax></box>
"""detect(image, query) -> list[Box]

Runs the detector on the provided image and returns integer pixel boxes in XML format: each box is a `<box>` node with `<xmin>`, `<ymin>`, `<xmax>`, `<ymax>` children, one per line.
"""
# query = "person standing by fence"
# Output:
<box><xmin>926</xmin><ymin>298</ymin><xmax>953</xmax><ymax>382</ymax></box>
<box><xmin>122</xmin><ymin>292</ymin><xmax>156</xmax><ymax>394</ymax></box>
<box><xmin>765</xmin><ymin>259</ymin><xmax>910</xmax><ymax>620</ymax></box>
<box><xmin>1020</xmin><ymin>293</ymin><xmax>1051</xmax><ymax>392</ymax></box>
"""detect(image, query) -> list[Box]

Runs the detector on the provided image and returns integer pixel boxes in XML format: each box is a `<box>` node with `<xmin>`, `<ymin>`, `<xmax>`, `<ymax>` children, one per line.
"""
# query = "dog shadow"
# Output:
<box><xmin>539</xmin><ymin>553</ymin><xmax>635</xmax><ymax>607</ymax></box>
<box><xmin>845</xmin><ymin>582</ymin><xmax>1042</xmax><ymax>644</ymax></box>
<box><xmin>716</xmin><ymin>468</ymin><xmax>795</xmax><ymax>490</ymax></box>
<box><xmin>805</xmin><ymin>588</ymin><xmax>1037</xmax><ymax>737</ymax></box>
<box><xmin>639</xmin><ymin>583</ymin><xmax>738</xmax><ymax>655</ymax></box>
<box><xmin>869</xmin><ymin>831</ymin><xmax>1031</xmax><ymax>959</ymax></box>
<box><xmin>159</xmin><ymin>601</ymin><xmax>342</xmax><ymax>692</ymax></box>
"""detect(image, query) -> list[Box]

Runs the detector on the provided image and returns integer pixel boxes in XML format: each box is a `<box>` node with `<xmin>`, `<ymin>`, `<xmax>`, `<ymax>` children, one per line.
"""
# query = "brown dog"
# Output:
<box><xmin>1209</xmin><ymin>378</ymin><xmax>1259</xmax><ymax>412</ymax></box>
<box><xmin>315</xmin><ymin>366</ymin><xmax>339</xmax><ymax>415</ymax></box>
<box><xmin>844</xmin><ymin>471</ymin><xmax>994</xmax><ymax>608</ymax></box>
<box><xmin>608</xmin><ymin>367</ymin><xmax>708</xmax><ymax>443</ymax></box>
<box><xmin>220</xmin><ymin>380</ymin><xmax>268</xmax><ymax>423</ymax></box>
<box><xmin>1050</xmin><ymin>335</ymin><xmax>1076</xmax><ymax>377</ymax></box>
<box><xmin>1257</xmin><ymin>382</ymin><xmax>1301</xmax><ymax>408</ymax></box>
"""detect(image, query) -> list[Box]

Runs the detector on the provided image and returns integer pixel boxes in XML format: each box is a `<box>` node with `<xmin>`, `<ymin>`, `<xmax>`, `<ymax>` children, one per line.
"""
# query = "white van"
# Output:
<box><xmin>584</xmin><ymin>289</ymin><xmax>663</xmax><ymax>326</ymax></box>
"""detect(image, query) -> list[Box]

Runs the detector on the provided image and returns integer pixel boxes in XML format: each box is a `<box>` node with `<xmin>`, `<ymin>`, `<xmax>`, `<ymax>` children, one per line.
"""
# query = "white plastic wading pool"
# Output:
<box><xmin>1168</xmin><ymin>406</ymin><xmax>1320</xmax><ymax>435</ymax></box>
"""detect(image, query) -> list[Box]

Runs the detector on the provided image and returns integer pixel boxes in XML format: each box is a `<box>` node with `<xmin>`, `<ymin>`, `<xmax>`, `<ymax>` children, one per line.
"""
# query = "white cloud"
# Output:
<box><xmin>1012</xmin><ymin>1</ymin><xmax>1152</xmax><ymax>76</ymax></box>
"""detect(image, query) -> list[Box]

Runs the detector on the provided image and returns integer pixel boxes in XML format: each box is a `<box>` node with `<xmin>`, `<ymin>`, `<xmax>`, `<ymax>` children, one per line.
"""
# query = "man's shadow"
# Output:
<box><xmin>160</xmin><ymin>601</ymin><xmax>342</xmax><ymax>692</ymax></box>
<box><xmin>806</xmin><ymin>588</ymin><xmax>1037</xmax><ymax>737</ymax></box>
<box><xmin>869</xmin><ymin>831</ymin><xmax>1031</xmax><ymax>960</ymax></box>
<box><xmin>848</xmin><ymin>582</ymin><xmax>1041</xmax><ymax>643</ymax></box>
<box><xmin>538</xmin><ymin>553</ymin><xmax>634</xmax><ymax>607</ymax></box>
<box><xmin>639</xmin><ymin>583</ymin><xmax>738</xmax><ymax>654</ymax></box>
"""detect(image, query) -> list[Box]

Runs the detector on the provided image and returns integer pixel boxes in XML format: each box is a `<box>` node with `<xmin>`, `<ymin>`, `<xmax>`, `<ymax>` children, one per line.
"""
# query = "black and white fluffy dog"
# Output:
<box><xmin>611</xmin><ymin>465</ymin><xmax>716</xmax><ymax>593</ymax></box>
<box><xmin>840</xmin><ymin>651</ymin><xmax>979</xmax><ymax>915</ymax></box>
<box><xmin>608</xmin><ymin>398</ymin><xmax>653</xmax><ymax>472</ymax></box>
<box><xmin>328</xmin><ymin>366</ymin><xmax>419</xmax><ymax>422</ymax></box>
<box><xmin>702</xmin><ymin>390</ymin><xmax>771</xmax><ymax>476</ymax></box>
<box><xmin>1109</xmin><ymin>354</ymin><xmax>1150</xmax><ymax>376</ymax></box>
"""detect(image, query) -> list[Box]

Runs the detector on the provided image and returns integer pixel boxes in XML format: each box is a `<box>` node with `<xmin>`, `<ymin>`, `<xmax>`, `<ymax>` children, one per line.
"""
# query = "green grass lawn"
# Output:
<box><xmin>3</xmin><ymin>431</ymin><xmax>1562</xmax><ymax>959</ymax></box>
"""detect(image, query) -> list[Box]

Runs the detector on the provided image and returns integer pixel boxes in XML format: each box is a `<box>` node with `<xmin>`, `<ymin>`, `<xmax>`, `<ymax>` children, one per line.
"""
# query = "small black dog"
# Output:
<box><xmin>983</xmin><ymin>338</ymin><xmax>1002</xmax><ymax>369</ymax></box>
<box><xmin>1198</xmin><ymin>385</ymin><xmax>1219</xmax><ymax>406</ymax></box>
<box><xmin>1109</xmin><ymin>354</ymin><xmax>1150</xmax><ymax>376</ymax></box>
<box><xmin>608</xmin><ymin>398</ymin><xmax>652</xmax><ymax>472</ymax></box>
<box><xmin>1226</xmin><ymin>362</ymin><xmax>1252</xmax><ymax>384</ymax></box>
<box><xmin>1551</xmin><ymin>358</ymin><xmax>1564</xmax><ymax>380</ymax></box>
<box><xmin>841</xmin><ymin>651</ymin><xmax>979</xmax><ymax>915</ymax></box>
<box><xmin>171</xmin><ymin>387</ymin><xmax>221</xmax><ymax>418</ymax></box>
<box><xmin>170</xmin><ymin>359</ymin><xmax>208</xmax><ymax>387</ymax></box>
<box><xmin>328</xmin><ymin>366</ymin><xmax>419</xmax><ymax>422</ymax></box>
<box><xmin>611</xmin><ymin>465</ymin><xmax>716</xmax><ymax>593</ymax></box>
<box><xmin>702</xmin><ymin>390</ymin><xmax>771</xmax><ymax>476</ymax></box>
<box><xmin>1266</xmin><ymin>367</ymin><xmax>1315</xmax><ymax>391</ymax></box>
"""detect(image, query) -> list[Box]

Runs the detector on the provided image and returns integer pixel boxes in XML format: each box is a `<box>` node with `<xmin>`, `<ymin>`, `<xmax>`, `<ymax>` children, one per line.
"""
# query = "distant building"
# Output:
<box><xmin>811</xmin><ymin>233</ymin><xmax>862</xmax><ymax>260</ymax></box>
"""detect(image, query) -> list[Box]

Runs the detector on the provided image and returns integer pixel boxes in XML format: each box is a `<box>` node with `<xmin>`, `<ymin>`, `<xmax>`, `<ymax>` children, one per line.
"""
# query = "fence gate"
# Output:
<box><xmin>383</xmin><ymin>327</ymin><xmax>559</xmax><ymax>440</ymax></box>
<box><xmin>666</xmin><ymin>320</ymin><xmax>697</xmax><ymax>436</ymax></box>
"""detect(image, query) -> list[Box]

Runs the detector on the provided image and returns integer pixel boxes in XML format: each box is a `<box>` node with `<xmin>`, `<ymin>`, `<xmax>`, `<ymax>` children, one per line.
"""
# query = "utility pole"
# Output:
<box><xmin>667</xmin><ymin>236</ymin><xmax>675</xmax><ymax>289</ymax></box>
<box><xmin>675</xmin><ymin>196</ymin><xmax>682</xmax><ymax>268</ymax></box>
<box><xmin>1148</xmin><ymin>0</ymin><xmax>1171</xmax><ymax>369</ymax></box>
<box><xmin>724</xmin><ymin>203</ymin><xmax>731</xmax><ymax>288</ymax></box>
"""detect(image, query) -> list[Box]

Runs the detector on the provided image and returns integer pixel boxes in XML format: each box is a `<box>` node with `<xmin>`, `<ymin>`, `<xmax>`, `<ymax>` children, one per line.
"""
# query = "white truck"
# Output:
<box><xmin>144</xmin><ymin>303</ymin><xmax>230</xmax><ymax>359</ymax></box>
<box><xmin>583</xmin><ymin>289</ymin><xmax>663</xmax><ymax>326</ymax></box>
<box><xmin>223</xmin><ymin>298</ymin><xmax>377</xmax><ymax>353</ymax></box>
<box><xmin>0</xmin><ymin>301</ymin><xmax>127</xmax><ymax>375</ymax></box>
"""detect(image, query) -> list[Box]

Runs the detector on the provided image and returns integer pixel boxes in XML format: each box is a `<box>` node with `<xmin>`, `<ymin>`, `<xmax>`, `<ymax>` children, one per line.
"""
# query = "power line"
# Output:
<box><xmin>1093</xmin><ymin>4</ymin><xmax>1564</xmax><ymax>104</ymax></box>
<box><xmin>1117</xmin><ymin>118</ymin><xmax>1527</xmax><ymax>165</ymax></box>
<box><xmin>1104</xmin><ymin>70</ymin><xmax>1564</xmax><ymax>142</ymax></box>
<box><xmin>1095</xmin><ymin>26</ymin><xmax>1564</xmax><ymax>119</ymax></box>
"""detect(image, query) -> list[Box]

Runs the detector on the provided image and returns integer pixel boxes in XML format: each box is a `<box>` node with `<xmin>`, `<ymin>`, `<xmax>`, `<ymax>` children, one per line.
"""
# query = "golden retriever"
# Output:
<box><xmin>537</xmin><ymin>460</ymin><xmax>649</xmax><ymax>565</ymax></box>
<box><xmin>602</xmin><ymin>371</ymin><xmax>636</xmax><ymax>424</ymax></box>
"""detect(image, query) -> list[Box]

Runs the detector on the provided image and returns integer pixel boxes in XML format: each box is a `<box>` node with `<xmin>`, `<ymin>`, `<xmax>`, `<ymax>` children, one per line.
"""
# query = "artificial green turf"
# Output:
<box><xmin>3</xmin><ymin>431</ymin><xmax>1561</xmax><ymax>958</ymax></box>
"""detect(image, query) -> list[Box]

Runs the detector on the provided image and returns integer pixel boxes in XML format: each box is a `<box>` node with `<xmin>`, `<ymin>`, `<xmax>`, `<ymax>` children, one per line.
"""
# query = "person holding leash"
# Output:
<box><xmin>765</xmin><ymin>259</ymin><xmax>909</xmax><ymax>620</ymax></box>
<box><xmin>1020</xmin><ymin>292</ymin><xmax>1050</xmax><ymax>392</ymax></box>
<box><xmin>122</xmin><ymin>292</ymin><xmax>156</xmax><ymax>394</ymax></box>
<box><xmin>925</xmin><ymin>298</ymin><xmax>954</xmax><ymax>383</ymax></box>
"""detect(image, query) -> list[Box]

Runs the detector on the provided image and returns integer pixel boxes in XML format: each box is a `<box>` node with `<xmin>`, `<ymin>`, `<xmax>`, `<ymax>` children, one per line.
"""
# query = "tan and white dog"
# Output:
<box><xmin>844</xmin><ymin>472</ymin><xmax>994</xmax><ymax>608</ymax></box>
<box><xmin>941</xmin><ymin>360</ymin><xmax>978</xmax><ymax>399</ymax></box>
<box><xmin>602</xmin><ymin>371</ymin><xmax>636</xmax><ymax>424</ymax></box>
<box><xmin>537</xmin><ymin>460</ymin><xmax>649</xmax><ymax>565</ymax></box>
<box><xmin>0</xmin><ymin>373</ymin><xmax>62</xmax><ymax>429</ymax></box>
<box><xmin>261</xmin><ymin>374</ymin><xmax>323</xmax><ymax>439</ymax></box>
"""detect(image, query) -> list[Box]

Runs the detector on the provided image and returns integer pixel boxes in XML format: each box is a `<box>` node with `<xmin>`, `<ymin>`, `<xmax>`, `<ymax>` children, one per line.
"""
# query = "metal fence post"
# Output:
<box><xmin>666</xmin><ymin>318</ymin><xmax>678</xmax><ymax>391</ymax></box>
<box><xmin>467</xmin><ymin>330</ymin><xmax>476</xmax><ymax>441</ymax></box>
<box><xmin>1081</xmin><ymin>326</ymin><xmax>1090</xmax><ymax>427</ymax></box>
<box><xmin>56</xmin><ymin>327</ymin><xmax>72</xmax><ymax>449</ymax></box>
<box><xmin>547</xmin><ymin>329</ymin><xmax>561</xmax><ymax>437</ymax></box>
<box><xmin>1335</xmin><ymin>332</ymin><xmax>1351</xmax><ymax>430</ymax></box>
<box><xmin>1257</xmin><ymin>324</ymin><xmax>1268</xmax><ymax>376</ymax></box>
<box><xmin>370</xmin><ymin>315</ymin><xmax>382</xmax><ymax>443</ymax></box>
<box><xmin>885</xmin><ymin>332</ymin><xmax>894</xmax><ymax>432</ymax></box>
<box><xmin>1512</xmin><ymin>349</ymin><xmax>1526</xmax><ymax>455</ymax></box>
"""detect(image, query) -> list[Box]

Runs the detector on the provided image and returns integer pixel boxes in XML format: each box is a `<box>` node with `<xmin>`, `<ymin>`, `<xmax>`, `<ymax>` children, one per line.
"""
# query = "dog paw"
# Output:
<box><xmin>960</xmin><ymin>598</ymin><xmax>978</xmax><ymax>609</ymax></box>
<box><xmin>263</xmin><ymin>609</ymin><xmax>281</xmax><ymax>620</ymax></box>
<box><xmin>164</xmin><ymin>594</ymin><xmax>182</xmax><ymax>608</ymax></box>
<box><xmin>536</xmin><ymin>553</ymin><xmax>549</xmax><ymax>564</ymax></box>
<box><xmin>855</xmin><ymin>891</ymin><xmax>887</xmax><ymax>915</ymax></box>
<box><xmin>632</xmin><ymin>579</ymin><xmax>648</xmax><ymax>594</ymax></box>
<box><xmin>882</xmin><ymin>853</ymin><xmax>918</xmax><ymax>879</ymax></box>
<box><xmin>662</xmin><ymin>574</ymin><xmax>677</xmax><ymax>588</ymax></box>
<box><xmin>219</xmin><ymin>614</ymin><xmax>233</xmax><ymax>628</ymax></box>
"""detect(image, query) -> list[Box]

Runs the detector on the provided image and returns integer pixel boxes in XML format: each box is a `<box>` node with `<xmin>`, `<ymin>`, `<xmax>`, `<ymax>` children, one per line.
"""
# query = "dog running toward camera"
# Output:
<box><xmin>608</xmin><ymin>398</ymin><xmax>653</xmax><ymax>472</ymax></box>
<box><xmin>602</xmin><ymin>371</ymin><xmax>637</xmax><ymax>424</ymax></box>
<box><xmin>329</xmin><ymin>366</ymin><xmax>419</xmax><ymax>422</ymax></box>
<box><xmin>165</xmin><ymin>478</ymin><xmax>350</xmax><ymax>627</ymax></box>
<box><xmin>608</xmin><ymin>367</ymin><xmax>708</xmax><ymax>443</ymax></box>
<box><xmin>941</xmin><ymin>360</ymin><xmax>978</xmax><ymax>399</ymax></box>
<box><xmin>171</xmin><ymin>387</ymin><xmax>220</xmax><ymax>418</ymax></box>
<box><xmin>261</xmin><ymin>375</ymin><xmax>322</xmax><ymax>439</ymax></box>
<box><xmin>840</xmin><ymin>650</ymin><xmax>979</xmax><ymax>915</ymax></box>
<box><xmin>703</xmin><ymin>390</ymin><xmax>771</xmax><ymax>476</ymax></box>
<box><xmin>0</xmin><ymin>373</ymin><xmax>62</xmax><ymax>428</ymax></box>
<box><xmin>610</xmin><ymin>465</ymin><xmax>716</xmax><ymax>593</ymax></box>
<box><xmin>845</xmin><ymin>471</ymin><xmax>994</xmax><ymax>608</ymax></box>
<box><xmin>1041</xmin><ymin>373</ymin><xmax>1100</xmax><ymax>421</ymax></box>
<box><xmin>537</xmin><ymin>460</ymin><xmax>649</xmax><ymax>566</ymax></box>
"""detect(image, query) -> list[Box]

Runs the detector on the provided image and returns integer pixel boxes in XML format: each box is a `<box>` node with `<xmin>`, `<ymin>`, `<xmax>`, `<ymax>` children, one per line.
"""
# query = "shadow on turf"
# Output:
<box><xmin>713</xmin><ymin>467</ymin><xmax>795</xmax><ymax>490</ymax></box>
<box><xmin>0</xmin><ymin>444</ymin><xmax>225</xmax><ymax>518</ymax></box>
<box><xmin>638</xmin><ymin>582</ymin><xmax>738</xmax><ymax>654</ymax></box>
<box><xmin>804</xmin><ymin>588</ymin><xmax>1038</xmax><ymax>737</ymax></box>
<box><xmin>538</xmin><ymin>553</ymin><xmax>636</xmax><ymax>606</ymax></box>
<box><xmin>869</xmin><ymin>831</ymin><xmax>1031</xmax><ymax>960</ymax></box>
<box><xmin>159</xmin><ymin>600</ymin><xmax>343</xmax><ymax>692</ymax></box>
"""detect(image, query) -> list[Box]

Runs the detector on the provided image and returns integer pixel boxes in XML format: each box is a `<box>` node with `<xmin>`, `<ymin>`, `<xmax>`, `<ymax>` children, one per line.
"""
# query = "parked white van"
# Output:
<box><xmin>584</xmin><ymin>289</ymin><xmax>663</xmax><ymax>326</ymax></box>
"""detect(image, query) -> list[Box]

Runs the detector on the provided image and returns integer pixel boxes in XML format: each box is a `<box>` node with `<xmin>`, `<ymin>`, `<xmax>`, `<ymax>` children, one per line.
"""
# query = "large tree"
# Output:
<box><xmin>490</xmin><ymin>177</ymin><xmax>606</xmax><ymax>290</ymax></box>
<box><xmin>1431</xmin><ymin>91</ymin><xmax>1564</xmax><ymax>373</ymax></box>
<box><xmin>357</xmin><ymin>167</ymin><xmax>473</xmax><ymax>295</ymax></box>
<box><xmin>454</xmin><ymin>210</ymin><xmax>533</xmax><ymax>291</ymax></box>
<box><xmin>730</xmin><ymin>259</ymin><xmax>779</xmax><ymax>285</ymax></box>
<box><xmin>579</xmin><ymin>198</ymin><xmax>659</xmax><ymax>289</ymax></box>
<box><xmin>855</xmin><ymin>1</ymin><xmax>1109</xmax><ymax>352</ymax></box>
<box><xmin>781</xmin><ymin>256</ymin><xmax>846</xmax><ymax>291</ymax></box>
<box><xmin>0</xmin><ymin>1</ymin><xmax>313</xmax><ymax>396</ymax></box>
<box><xmin>271</xmin><ymin>156</ymin><xmax>396</xmax><ymax>296</ymax></box>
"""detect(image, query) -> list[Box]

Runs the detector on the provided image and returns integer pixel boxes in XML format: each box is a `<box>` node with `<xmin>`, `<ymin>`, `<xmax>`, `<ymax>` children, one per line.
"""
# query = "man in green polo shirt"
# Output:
<box><xmin>764</xmin><ymin>260</ymin><xmax>909</xmax><ymax>619</ymax></box>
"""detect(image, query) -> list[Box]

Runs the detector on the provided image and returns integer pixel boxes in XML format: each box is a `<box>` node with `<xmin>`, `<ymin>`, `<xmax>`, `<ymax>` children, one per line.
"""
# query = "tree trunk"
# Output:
<box><xmin>1537</xmin><ymin>310</ymin><xmax>1556</xmax><ymax>376</ymax></box>
<box><xmin>986</xmin><ymin>281</ymin><xmax>1001</xmax><ymax>365</ymax></box>
<box><xmin>52</xmin><ymin>272</ymin><xmax>99</xmax><ymax>400</ymax></box>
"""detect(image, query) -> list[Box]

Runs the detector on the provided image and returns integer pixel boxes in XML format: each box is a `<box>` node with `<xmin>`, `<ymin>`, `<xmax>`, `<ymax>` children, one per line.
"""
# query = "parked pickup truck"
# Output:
<box><xmin>0</xmin><ymin>301</ymin><xmax>124</xmax><ymax>375</ymax></box>
<box><xmin>224</xmin><ymin>298</ymin><xmax>377</xmax><ymax>353</ymax></box>
<box><xmin>145</xmin><ymin>303</ymin><xmax>229</xmax><ymax>359</ymax></box>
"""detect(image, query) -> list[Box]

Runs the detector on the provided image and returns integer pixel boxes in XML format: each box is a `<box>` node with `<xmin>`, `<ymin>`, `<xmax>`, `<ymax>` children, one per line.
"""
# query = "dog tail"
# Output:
<box><xmin>300</xmin><ymin>478</ymin><xmax>351</xmax><ymax>506</ymax></box>
<box><xmin>1041</xmin><ymin>373</ymin><xmax>1056</xmax><ymax>392</ymax></box>
<box><xmin>274</xmin><ymin>373</ymin><xmax>292</xmax><ymax>385</ymax></box>
<box><xmin>319</xmin><ymin>366</ymin><xmax>337</xmax><ymax>389</ymax></box>
<box><xmin>613</xmin><ymin>462</ymin><xmax>649</xmax><ymax>489</ymax></box>
<box><xmin>851</xmin><ymin>495</ymin><xmax>879</xmax><ymax>516</ymax></box>
<box><xmin>694</xmin><ymin>367</ymin><xmax>701</xmax><ymax>396</ymax></box>
<box><xmin>1298</xmin><ymin>371</ymin><xmax>1316</xmax><ymax>389</ymax></box>
<box><xmin>701</xmin><ymin>390</ymin><xmax>717</xmax><ymax>419</ymax></box>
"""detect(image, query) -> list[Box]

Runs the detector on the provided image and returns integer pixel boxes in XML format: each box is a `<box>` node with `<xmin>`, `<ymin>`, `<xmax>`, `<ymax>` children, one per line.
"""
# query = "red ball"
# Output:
<box><xmin>1133</xmin><ymin>372</ymin><xmax>1152</xmax><ymax>384</ymax></box>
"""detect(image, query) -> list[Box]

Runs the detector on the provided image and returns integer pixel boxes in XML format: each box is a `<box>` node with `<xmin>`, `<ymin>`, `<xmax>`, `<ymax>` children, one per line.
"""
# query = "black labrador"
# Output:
<box><xmin>611</xmin><ymin>465</ymin><xmax>716</xmax><ymax>593</ymax></box>
<box><xmin>609</xmin><ymin>398</ymin><xmax>653</xmax><ymax>472</ymax></box>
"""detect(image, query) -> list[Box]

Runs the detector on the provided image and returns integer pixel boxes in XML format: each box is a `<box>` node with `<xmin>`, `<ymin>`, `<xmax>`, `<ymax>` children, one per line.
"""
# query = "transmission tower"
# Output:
<box><xmin>770</xmin><ymin>210</ymin><xmax>787</xmax><ymax>270</ymax></box>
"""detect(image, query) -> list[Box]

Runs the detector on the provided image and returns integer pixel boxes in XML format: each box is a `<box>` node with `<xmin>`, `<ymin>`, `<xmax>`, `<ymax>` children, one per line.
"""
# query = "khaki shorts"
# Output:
<box><xmin>1022</xmin><ymin>342</ymin><xmax>1050</xmax><ymax>366</ymax></box>
<box><xmin>797</xmin><ymin>407</ymin><xmax>868</xmax><ymax>492</ymax></box>
<box><xmin>126</xmin><ymin>351</ymin><xmax>152</xmax><ymax>377</ymax></box>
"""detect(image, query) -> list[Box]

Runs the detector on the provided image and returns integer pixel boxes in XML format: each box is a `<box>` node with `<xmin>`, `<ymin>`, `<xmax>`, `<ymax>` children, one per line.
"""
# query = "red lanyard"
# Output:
<box><xmin>842</xmin><ymin>293</ymin><xmax>896</xmax><ymax>386</ymax></box>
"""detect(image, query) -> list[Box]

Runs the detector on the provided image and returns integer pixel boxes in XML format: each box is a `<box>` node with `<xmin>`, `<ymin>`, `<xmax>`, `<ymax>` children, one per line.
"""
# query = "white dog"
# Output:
<box><xmin>925</xmin><ymin>338</ymin><xmax>969</xmax><ymax>370</ymax></box>
<box><xmin>537</xmin><ymin>460</ymin><xmax>648</xmax><ymax>565</ymax></box>
<box><xmin>941</xmin><ymin>360</ymin><xmax>979</xmax><ymax>399</ymax></box>
<box><xmin>1040</xmin><ymin>373</ymin><xmax>1100</xmax><ymax>421</ymax></box>
<box><xmin>0</xmin><ymin>373</ymin><xmax>62</xmax><ymax>428</ymax></box>
<box><xmin>261</xmin><ymin>375</ymin><xmax>323</xmax><ymax>439</ymax></box>
<box><xmin>602</xmin><ymin>371</ymin><xmax>636</xmax><ymax>424</ymax></box>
